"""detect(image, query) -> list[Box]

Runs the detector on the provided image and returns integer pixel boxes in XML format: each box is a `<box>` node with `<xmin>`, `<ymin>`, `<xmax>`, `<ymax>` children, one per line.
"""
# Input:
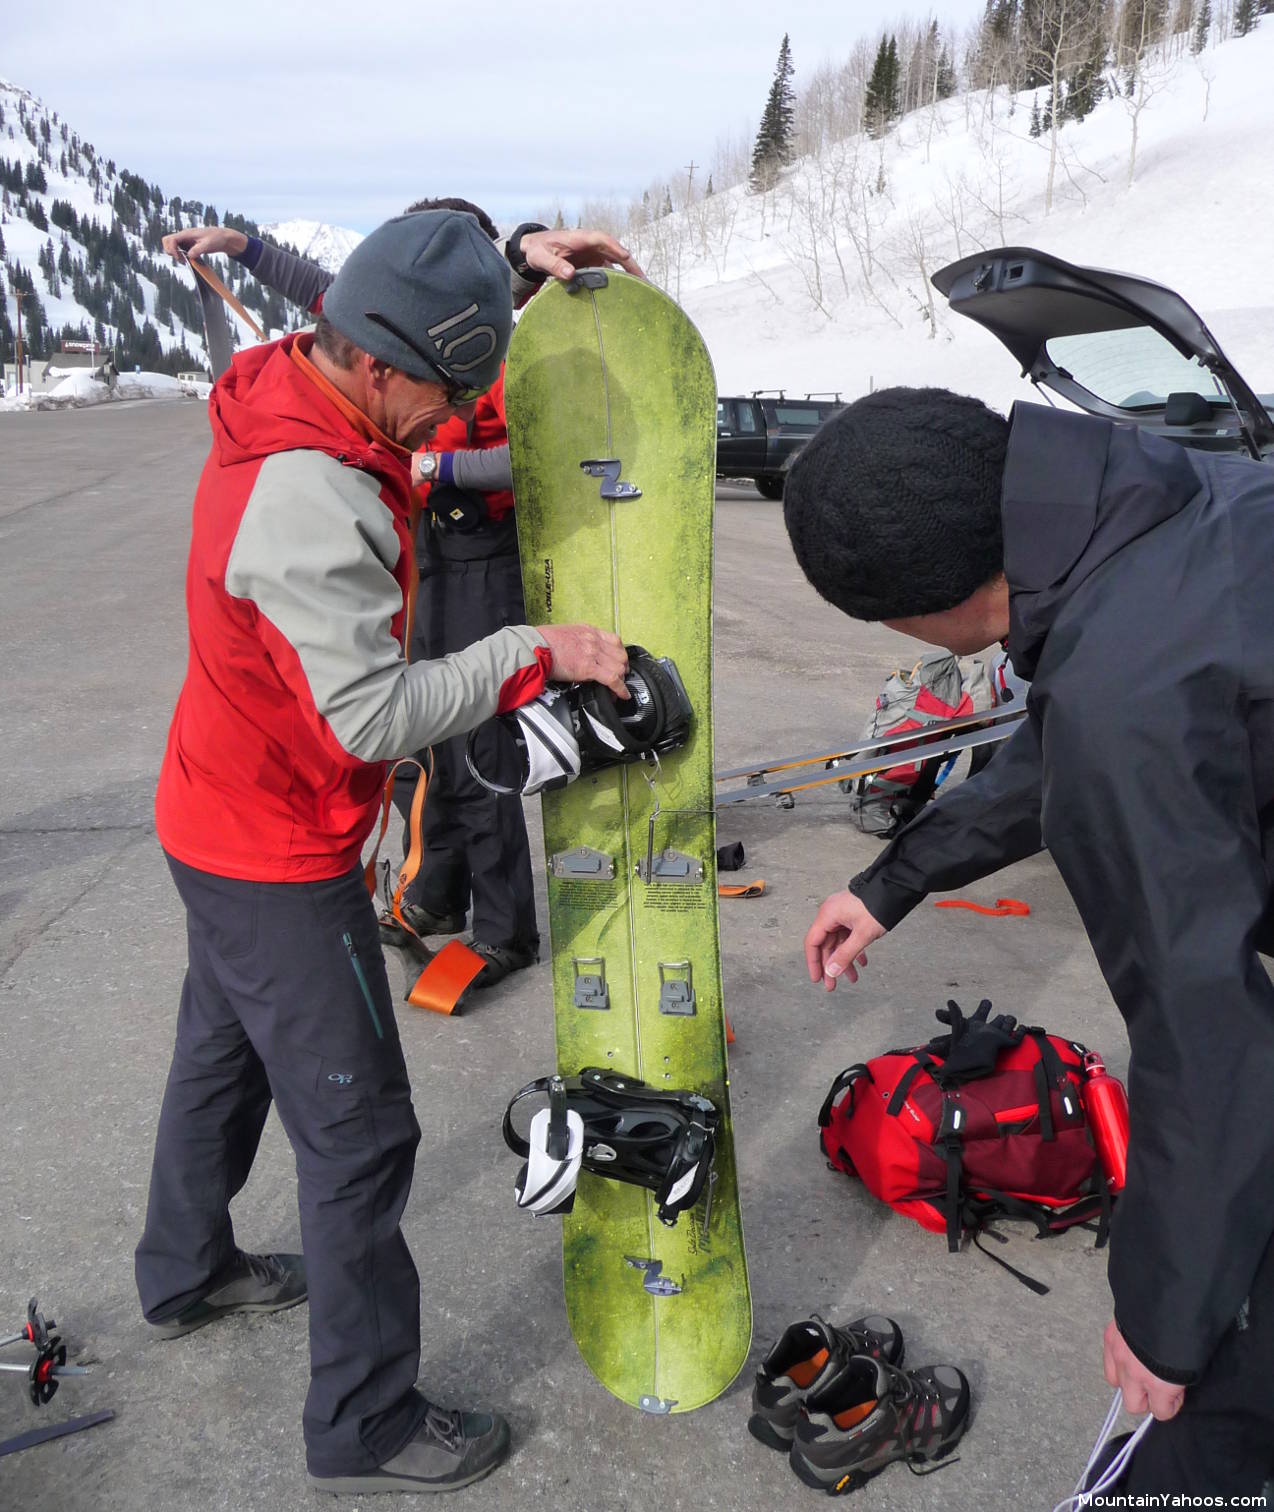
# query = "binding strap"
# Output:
<box><xmin>718</xmin><ymin>880</ymin><xmax>766</xmax><ymax>899</ymax></box>
<box><xmin>363</xmin><ymin>755</ymin><xmax>484</xmax><ymax>1015</ymax></box>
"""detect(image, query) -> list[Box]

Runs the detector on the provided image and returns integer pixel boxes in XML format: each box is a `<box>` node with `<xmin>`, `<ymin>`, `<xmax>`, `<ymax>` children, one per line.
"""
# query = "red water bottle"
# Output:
<box><xmin>1081</xmin><ymin>1051</ymin><xmax>1129</xmax><ymax>1194</ymax></box>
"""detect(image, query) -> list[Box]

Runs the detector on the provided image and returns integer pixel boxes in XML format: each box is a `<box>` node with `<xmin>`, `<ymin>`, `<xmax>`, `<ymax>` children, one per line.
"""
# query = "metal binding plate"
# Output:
<box><xmin>635</xmin><ymin>848</ymin><xmax>704</xmax><ymax>885</ymax></box>
<box><xmin>550</xmin><ymin>846</ymin><xmax>615</xmax><ymax>880</ymax></box>
<box><xmin>658</xmin><ymin>961</ymin><xmax>696</xmax><ymax>1016</ymax></box>
<box><xmin>572</xmin><ymin>957</ymin><xmax>609</xmax><ymax>1010</ymax></box>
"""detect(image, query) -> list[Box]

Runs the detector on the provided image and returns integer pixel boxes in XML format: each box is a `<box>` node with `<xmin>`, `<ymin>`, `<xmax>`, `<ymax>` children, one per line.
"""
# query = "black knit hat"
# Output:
<box><xmin>783</xmin><ymin>387</ymin><xmax>1009</xmax><ymax>621</ymax></box>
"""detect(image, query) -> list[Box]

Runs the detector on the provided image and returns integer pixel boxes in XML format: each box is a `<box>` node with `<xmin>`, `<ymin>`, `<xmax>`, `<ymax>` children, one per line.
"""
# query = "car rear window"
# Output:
<box><xmin>774</xmin><ymin>406</ymin><xmax>824</xmax><ymax>426</ymax></box>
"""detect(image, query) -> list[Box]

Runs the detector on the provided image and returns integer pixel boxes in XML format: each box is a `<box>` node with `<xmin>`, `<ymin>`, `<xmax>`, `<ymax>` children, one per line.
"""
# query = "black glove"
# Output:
<box><xmin>929</xmin><ymin>998</ymin><xmax>1023</xmax><ymax>1085</ymax></box>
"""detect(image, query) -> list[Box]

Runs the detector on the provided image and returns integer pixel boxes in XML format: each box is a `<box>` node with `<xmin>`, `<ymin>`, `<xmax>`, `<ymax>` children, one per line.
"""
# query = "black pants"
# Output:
<box><xmin>136</xmin><ymin>855</ymin><xmax>428</xmax><ymax>1476</ymax></box>
<box><xmin>1092</xmin><ymin>1228</ymin><xmax>1274</xmax><ymax>1497</ymax></box>
<box><xmin>404</xmin><ymin>511</ymin><xmax>538</xmax><ymax>952</ymax></box>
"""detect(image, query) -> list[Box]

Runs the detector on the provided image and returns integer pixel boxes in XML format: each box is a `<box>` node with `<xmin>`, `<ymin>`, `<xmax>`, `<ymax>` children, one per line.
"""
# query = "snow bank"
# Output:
<box><xmin>0</xmin><ymin>369</ymin><xmax>194</xmax><ymax>413</ymax></box>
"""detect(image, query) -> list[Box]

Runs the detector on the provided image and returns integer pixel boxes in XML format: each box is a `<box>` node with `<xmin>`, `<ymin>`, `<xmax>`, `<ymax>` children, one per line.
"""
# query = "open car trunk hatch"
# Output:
<box><xmin>932</xmin><ymin>247</ymin><xmax>1274</xmax><ymax>457</ymax></box>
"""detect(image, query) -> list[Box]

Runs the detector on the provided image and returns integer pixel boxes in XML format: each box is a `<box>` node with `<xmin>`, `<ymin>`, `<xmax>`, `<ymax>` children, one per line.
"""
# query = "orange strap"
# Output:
<box><xmin>718</xmin><ymin>880</ymin><xmax>766</xmax><ymax>899</ymax></box>
<box><xmin>407</xmin><ymin>939</ymin><xmax>488</xmax><ymax>1015</ymax></box>
<box><xmin>934</xmin><ymin>897</ymin><xmax>1031</xmax><ymax>917</ymax></box>
<box><xmin>187</xmin><ymin>254</ymin><xmax>265</xmax><ymax>341</ymax></box>
<box><xmin>364</xmin><ymin>756</ymin><xmax>484</xmax><ymax>1013</ymax></box>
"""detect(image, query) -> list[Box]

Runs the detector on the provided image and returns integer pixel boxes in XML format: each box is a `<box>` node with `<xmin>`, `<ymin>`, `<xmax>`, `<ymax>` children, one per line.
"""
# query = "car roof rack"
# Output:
<box><xmin>750</xmin><ymin>389</ymin><xmax>786</xmax><ymax>398</ymax></box>
<box><xmin>803</xmin><ymin>391</ymin><xmax>842</xmax><ymax>401</ymax></box>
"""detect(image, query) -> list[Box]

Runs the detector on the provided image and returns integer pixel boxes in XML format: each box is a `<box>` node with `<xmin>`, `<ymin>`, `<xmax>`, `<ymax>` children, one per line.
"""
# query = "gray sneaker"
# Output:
<box><xmin>309</xmin><ymin>1404</ymin><xmax>512</xmax><ymax>1495</ymax></box>
<box><xmin>149</xmin><ymin>1250</ymin><xmax>307</xmax><ymax>1339</ymax></box>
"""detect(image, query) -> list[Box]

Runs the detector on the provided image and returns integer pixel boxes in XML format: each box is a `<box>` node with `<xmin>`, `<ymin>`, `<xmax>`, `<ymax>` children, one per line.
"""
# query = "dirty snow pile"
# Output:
<box><xmin>0</xmin><ymin>370</ymin><xmax>197</xmax><ymax>412</ymax></box>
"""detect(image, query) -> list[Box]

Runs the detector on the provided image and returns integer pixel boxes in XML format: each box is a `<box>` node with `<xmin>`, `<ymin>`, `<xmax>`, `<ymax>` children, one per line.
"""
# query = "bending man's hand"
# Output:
<box><xmin>520</xmin><ymin>228</ymin><xmax>644</xmax><ymax>282</ymax></box>
<box><xmin>1103</xmin><ymin>1320</ymin><xmax>1186</xmax><ymax>1422</ymax></box>
<box><xmin>804</xmin><ymin>889</ymin><xmax>887</xmax><ymax>990</ymax></box>
<box><xmin>537</xmin><ymin>625</ymin><xmax>630</xmax><ymax>700</ymax></box>
<box><xmin>162</xmin><ymin>226</ymin><xmax>249</xmax><ymax>265</ymax></box>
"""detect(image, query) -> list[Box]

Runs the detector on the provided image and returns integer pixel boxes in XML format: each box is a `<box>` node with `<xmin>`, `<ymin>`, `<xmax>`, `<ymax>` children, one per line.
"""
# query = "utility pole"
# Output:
<box><xmin>13</xmin><ymin>287</ymin><xmax>23</xmax><ymax>394</ymax></box>
<box><xmin>684</xmin><ymin>160</ymin><xmax>698</xmax><ymax>201</ymax></box>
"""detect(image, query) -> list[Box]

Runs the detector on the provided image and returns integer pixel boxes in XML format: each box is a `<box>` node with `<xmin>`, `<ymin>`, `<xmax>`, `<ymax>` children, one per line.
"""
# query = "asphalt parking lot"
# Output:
<box><xmin>1</xmin><ymin>401</ymin><xmax>1132</xmax><ymax>1510</ymax></box>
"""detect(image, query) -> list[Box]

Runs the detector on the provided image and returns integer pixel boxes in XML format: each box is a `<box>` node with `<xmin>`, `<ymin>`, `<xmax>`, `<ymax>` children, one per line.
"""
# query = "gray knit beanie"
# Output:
<box><xmin>321</xmin><ymin>210</ymin><xmax>512</xmax><ymax>389</ymax></box>
<box><xmin>783</xmin><ymin>387</ymin><xmax>1009</xmax><ymax>621</ymax></box>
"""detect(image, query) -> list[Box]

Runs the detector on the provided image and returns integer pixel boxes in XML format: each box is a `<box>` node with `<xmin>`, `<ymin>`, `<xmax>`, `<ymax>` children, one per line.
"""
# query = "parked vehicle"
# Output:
<box><xmin>716</xmin><ymin>391</ymin><xmax>844</xmax><ymax>498</ymax></box>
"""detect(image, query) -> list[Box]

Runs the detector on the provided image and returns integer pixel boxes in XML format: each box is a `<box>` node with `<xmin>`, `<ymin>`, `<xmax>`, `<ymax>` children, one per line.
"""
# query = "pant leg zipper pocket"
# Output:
<box><xmin>343</xmin><ymin>932</ymin><xmax>384</xmax><ymax>1041</ymax></box>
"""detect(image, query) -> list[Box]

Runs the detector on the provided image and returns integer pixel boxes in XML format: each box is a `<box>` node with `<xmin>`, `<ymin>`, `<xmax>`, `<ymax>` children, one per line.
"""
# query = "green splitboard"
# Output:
<box><xmin>506</xmin><ymin>271</ymin><xmax>751</xmax><ymax>1414</ymax></box>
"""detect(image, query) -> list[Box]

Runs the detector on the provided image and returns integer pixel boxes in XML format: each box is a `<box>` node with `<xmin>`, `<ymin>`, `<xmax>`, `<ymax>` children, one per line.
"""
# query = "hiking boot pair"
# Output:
<box><xmin>310</xmin><ymin>1402</ymin><xmax>511</xmax><ymax>1495</ymax></box>
<box><xmin>750</xmin><ymin>1314</ymin><xmax>971</xmax><ymax>1494</ymax></box>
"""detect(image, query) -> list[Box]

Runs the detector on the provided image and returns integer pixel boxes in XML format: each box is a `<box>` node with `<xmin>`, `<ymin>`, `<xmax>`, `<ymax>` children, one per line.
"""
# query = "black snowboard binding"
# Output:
<box><xmin>467</xmin><ymin>646</ymin><xmax>693</xmax><ymax>797</ymax></box>
<box><xmin>503</xmin><ymin>1068</ymin><xmax>719</xmax><ymax>1226</ymax></box>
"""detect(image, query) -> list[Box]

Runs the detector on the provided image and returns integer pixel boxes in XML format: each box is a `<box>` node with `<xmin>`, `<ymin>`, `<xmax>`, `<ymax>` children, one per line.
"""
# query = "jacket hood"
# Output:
<box><xmin>208</xmin><ymin>333</ymin><xmax>406</xmax><ymax>486</ymax></box>
<box><xmin>1004</xmin><ymin>403</ymin><xmax>1205</xmax><ymax>680</ymax></box>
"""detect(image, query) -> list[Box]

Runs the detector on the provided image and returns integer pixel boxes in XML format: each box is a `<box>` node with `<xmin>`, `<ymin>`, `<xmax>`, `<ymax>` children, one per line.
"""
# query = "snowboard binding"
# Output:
<box><xmin>503</xmin><ymin>1067</ymin><xmax>719</xmax><ymax>1226</ymax></box>
<box><xmin>467</xmin><ymin>646</ymin><xmax>693</xmax><ymax>797</ymax></box>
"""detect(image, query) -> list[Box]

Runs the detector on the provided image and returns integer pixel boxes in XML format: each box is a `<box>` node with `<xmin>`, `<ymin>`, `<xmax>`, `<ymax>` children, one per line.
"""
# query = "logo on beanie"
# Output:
<box><xmin>428</xmin><ymin>304</ymin><xmax>498</xmax><ymax>374</ymax></box>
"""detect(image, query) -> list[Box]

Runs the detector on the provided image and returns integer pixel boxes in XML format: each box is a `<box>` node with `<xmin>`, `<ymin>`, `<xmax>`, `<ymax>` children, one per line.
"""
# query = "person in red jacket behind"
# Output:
<box><xmin>165</xmin><ymin>204</ymin><xmax>643</xmax><ymax>988</ymax></box>
<box><xmin>139</xmin><ymin>210</ymin><xmax>633</xmax><ymax>1497</ymax></box>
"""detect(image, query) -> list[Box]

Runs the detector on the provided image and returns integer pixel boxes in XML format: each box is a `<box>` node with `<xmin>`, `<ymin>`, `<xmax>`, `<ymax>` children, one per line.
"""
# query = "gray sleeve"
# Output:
<box><xmin>496</xmin><ymin>235</ymin><xmax>545</xmax><ymax>308</ymax></box>
<box><xmin>449</xmin><ymin>444</ymin><xmax>513</xmax><ymax>492</ymax></box>
<box><xmin>252</xmin><ymin>242</ymin><xmax>335</xmax><ymax>314</ymax></box>
<box><xmin>225</xmin><ymin>450</ymin><xmax>546</xmax><ymax>762</ymax></box>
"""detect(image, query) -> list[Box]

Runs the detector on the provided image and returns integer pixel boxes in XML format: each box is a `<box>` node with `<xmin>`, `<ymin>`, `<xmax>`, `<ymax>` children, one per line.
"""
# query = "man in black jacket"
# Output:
<box><xmin>783</xmin><ymin>387</ymin><xmax>1274</xmax><ymax>1497</ymax></box>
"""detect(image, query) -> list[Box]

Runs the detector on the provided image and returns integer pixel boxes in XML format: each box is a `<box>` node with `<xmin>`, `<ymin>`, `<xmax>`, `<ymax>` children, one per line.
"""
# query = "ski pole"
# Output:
<box><xmin>0</xmin><ymin>1361</ymin><xmax>90</xmax><ymax>1378</ymax></box>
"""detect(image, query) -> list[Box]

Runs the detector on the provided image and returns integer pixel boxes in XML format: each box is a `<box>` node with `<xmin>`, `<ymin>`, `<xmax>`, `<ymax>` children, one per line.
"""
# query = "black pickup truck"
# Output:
<box><xmin>716</xmin><ymin>391</ymin><xmax>844</xmax><ymax>498</ymax></box>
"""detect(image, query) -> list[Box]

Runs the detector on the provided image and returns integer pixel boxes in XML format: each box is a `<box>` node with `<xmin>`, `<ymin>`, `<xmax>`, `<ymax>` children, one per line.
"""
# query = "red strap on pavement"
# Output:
<box><xmin>934</xmin><ymin>897</ymin><xmax>1031</xmax><ymax>917</ymax></box>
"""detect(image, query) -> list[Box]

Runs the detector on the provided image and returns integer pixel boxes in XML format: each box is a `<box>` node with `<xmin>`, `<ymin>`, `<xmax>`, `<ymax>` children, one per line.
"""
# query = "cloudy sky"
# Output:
<box><xmin>8</xmin><ymin>0</ymin><xmax>988</xmax><ymax>231</ymax></box>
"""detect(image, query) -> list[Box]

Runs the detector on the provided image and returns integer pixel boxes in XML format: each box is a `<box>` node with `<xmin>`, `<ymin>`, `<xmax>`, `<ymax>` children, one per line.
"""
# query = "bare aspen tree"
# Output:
<box><xmin>1017</xmin><ymin>0</ymin><xmax>1110</xmax><ymax>214</ymax></box>
<box><xmin>1118</xmin><ymin>0</ymin><xmax>1175</xmax><ymax>185</ymax></box>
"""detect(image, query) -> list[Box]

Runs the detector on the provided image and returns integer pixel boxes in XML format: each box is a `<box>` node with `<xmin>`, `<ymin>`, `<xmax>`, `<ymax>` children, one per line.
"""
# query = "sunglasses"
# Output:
<box><xmin>363</xmin><ymin>310</ymin><xmax>491</xmax><ymax>404</ymax></box>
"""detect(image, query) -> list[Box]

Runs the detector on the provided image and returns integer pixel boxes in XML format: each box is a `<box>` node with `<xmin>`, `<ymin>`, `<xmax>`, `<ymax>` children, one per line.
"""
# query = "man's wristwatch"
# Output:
<box><xmin>417</xmin><ymin>452</ymin><xmax>440</xmax><ymax>483</ymax></box>
<box><xmin>505</xmin><ymin>222</ymin><xmax>550</xmax><ymax>284</ymax></box>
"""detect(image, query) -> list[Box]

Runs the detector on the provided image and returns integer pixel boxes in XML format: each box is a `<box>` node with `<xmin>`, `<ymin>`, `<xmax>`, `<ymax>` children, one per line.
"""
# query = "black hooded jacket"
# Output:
<box><xmin>851</xmin><ymin>403</ymin><xmax>1274</xmax><ymax>1384</ymax></box>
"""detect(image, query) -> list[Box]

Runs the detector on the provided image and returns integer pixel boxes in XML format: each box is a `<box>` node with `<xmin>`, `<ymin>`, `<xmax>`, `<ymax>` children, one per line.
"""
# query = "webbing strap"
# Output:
<box><xmin>718</xmin><ymin>880</ymin><xmax>766</xmax><ymax>898</ymax></box>
<box><xmin>818</xmin><ymin>1064</ymin><xmax>870</xmax><ymax>1128</ymax></box>
<box><xmin>886</xmin><ymin>1054</ymin><xmax>934</xmax><ymax>1116</ymax></box>
<box><xmin>363</xmin><ymin>756</ymin><xmax>484</xmax><ymax>1015</ymax></box>
<box><xmin>942</xmin><ymin>1135</ymin><xmax>963</xmax><ymax>1253</ymax></box>
<box><xmin>407</xmin><ymin>939</ymin><xmax>487</xmax><ymax>1016</ymax></box>
<box><xmin>188</xmin><ymin>255</ymin><xmax>265</xmax><ymax>340</ymax></box>
<box><xmin>1033</xmin><ymin>1058</ymin><xmax>1056</xmax><ymax>1142</ymax></box>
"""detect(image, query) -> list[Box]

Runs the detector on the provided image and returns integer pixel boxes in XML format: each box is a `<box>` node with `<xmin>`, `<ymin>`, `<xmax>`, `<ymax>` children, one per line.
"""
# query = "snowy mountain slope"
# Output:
<box><xmin>0</xmin><ymin>78</ymin><xmax>316</xmax><ymax>379</ymax></box>
<box><xmin>262</xmin><ymin>218</ymin><xmax>362</xmax><ymax>274</ymax></box>
<box><xmin>641</xmin><ymin>27</ymin><xmax>1274</xmax><ymax>416</ymax></box>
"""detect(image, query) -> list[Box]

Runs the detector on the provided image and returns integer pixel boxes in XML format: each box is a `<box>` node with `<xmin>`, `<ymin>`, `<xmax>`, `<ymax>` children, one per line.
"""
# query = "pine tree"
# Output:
<box><xmin>705</xmin><ymin>174</ymin><xmax>714</xmax><ymax>196</ymax></box>
<box><xmin>661</xmin><ymin>186</ymin><xmax>673</xmax><ymax>216</ymax></box>
<box><xmin>1030</xmin><ymin>93</ymin><xmax>1043</xmax><ymax>135</ymax></box>
<box><xmin>864</xmin><ymin>35</ymin><xmax>902</xmax><ymax>137</ymax></box>
<box><xmin>749</xmin><ymin>33</ymin><xmax>796</xmax><ymax>192</ymax></box>
<box><xmin>1234</xmin><ymin>0</ymin><xmax>1258</xmax><ymax>33</ymax></box>
<box><xmin>1191</xmin><ymin>0</ymin><xmax>1212</xmax><ymax>49</ymax></box>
